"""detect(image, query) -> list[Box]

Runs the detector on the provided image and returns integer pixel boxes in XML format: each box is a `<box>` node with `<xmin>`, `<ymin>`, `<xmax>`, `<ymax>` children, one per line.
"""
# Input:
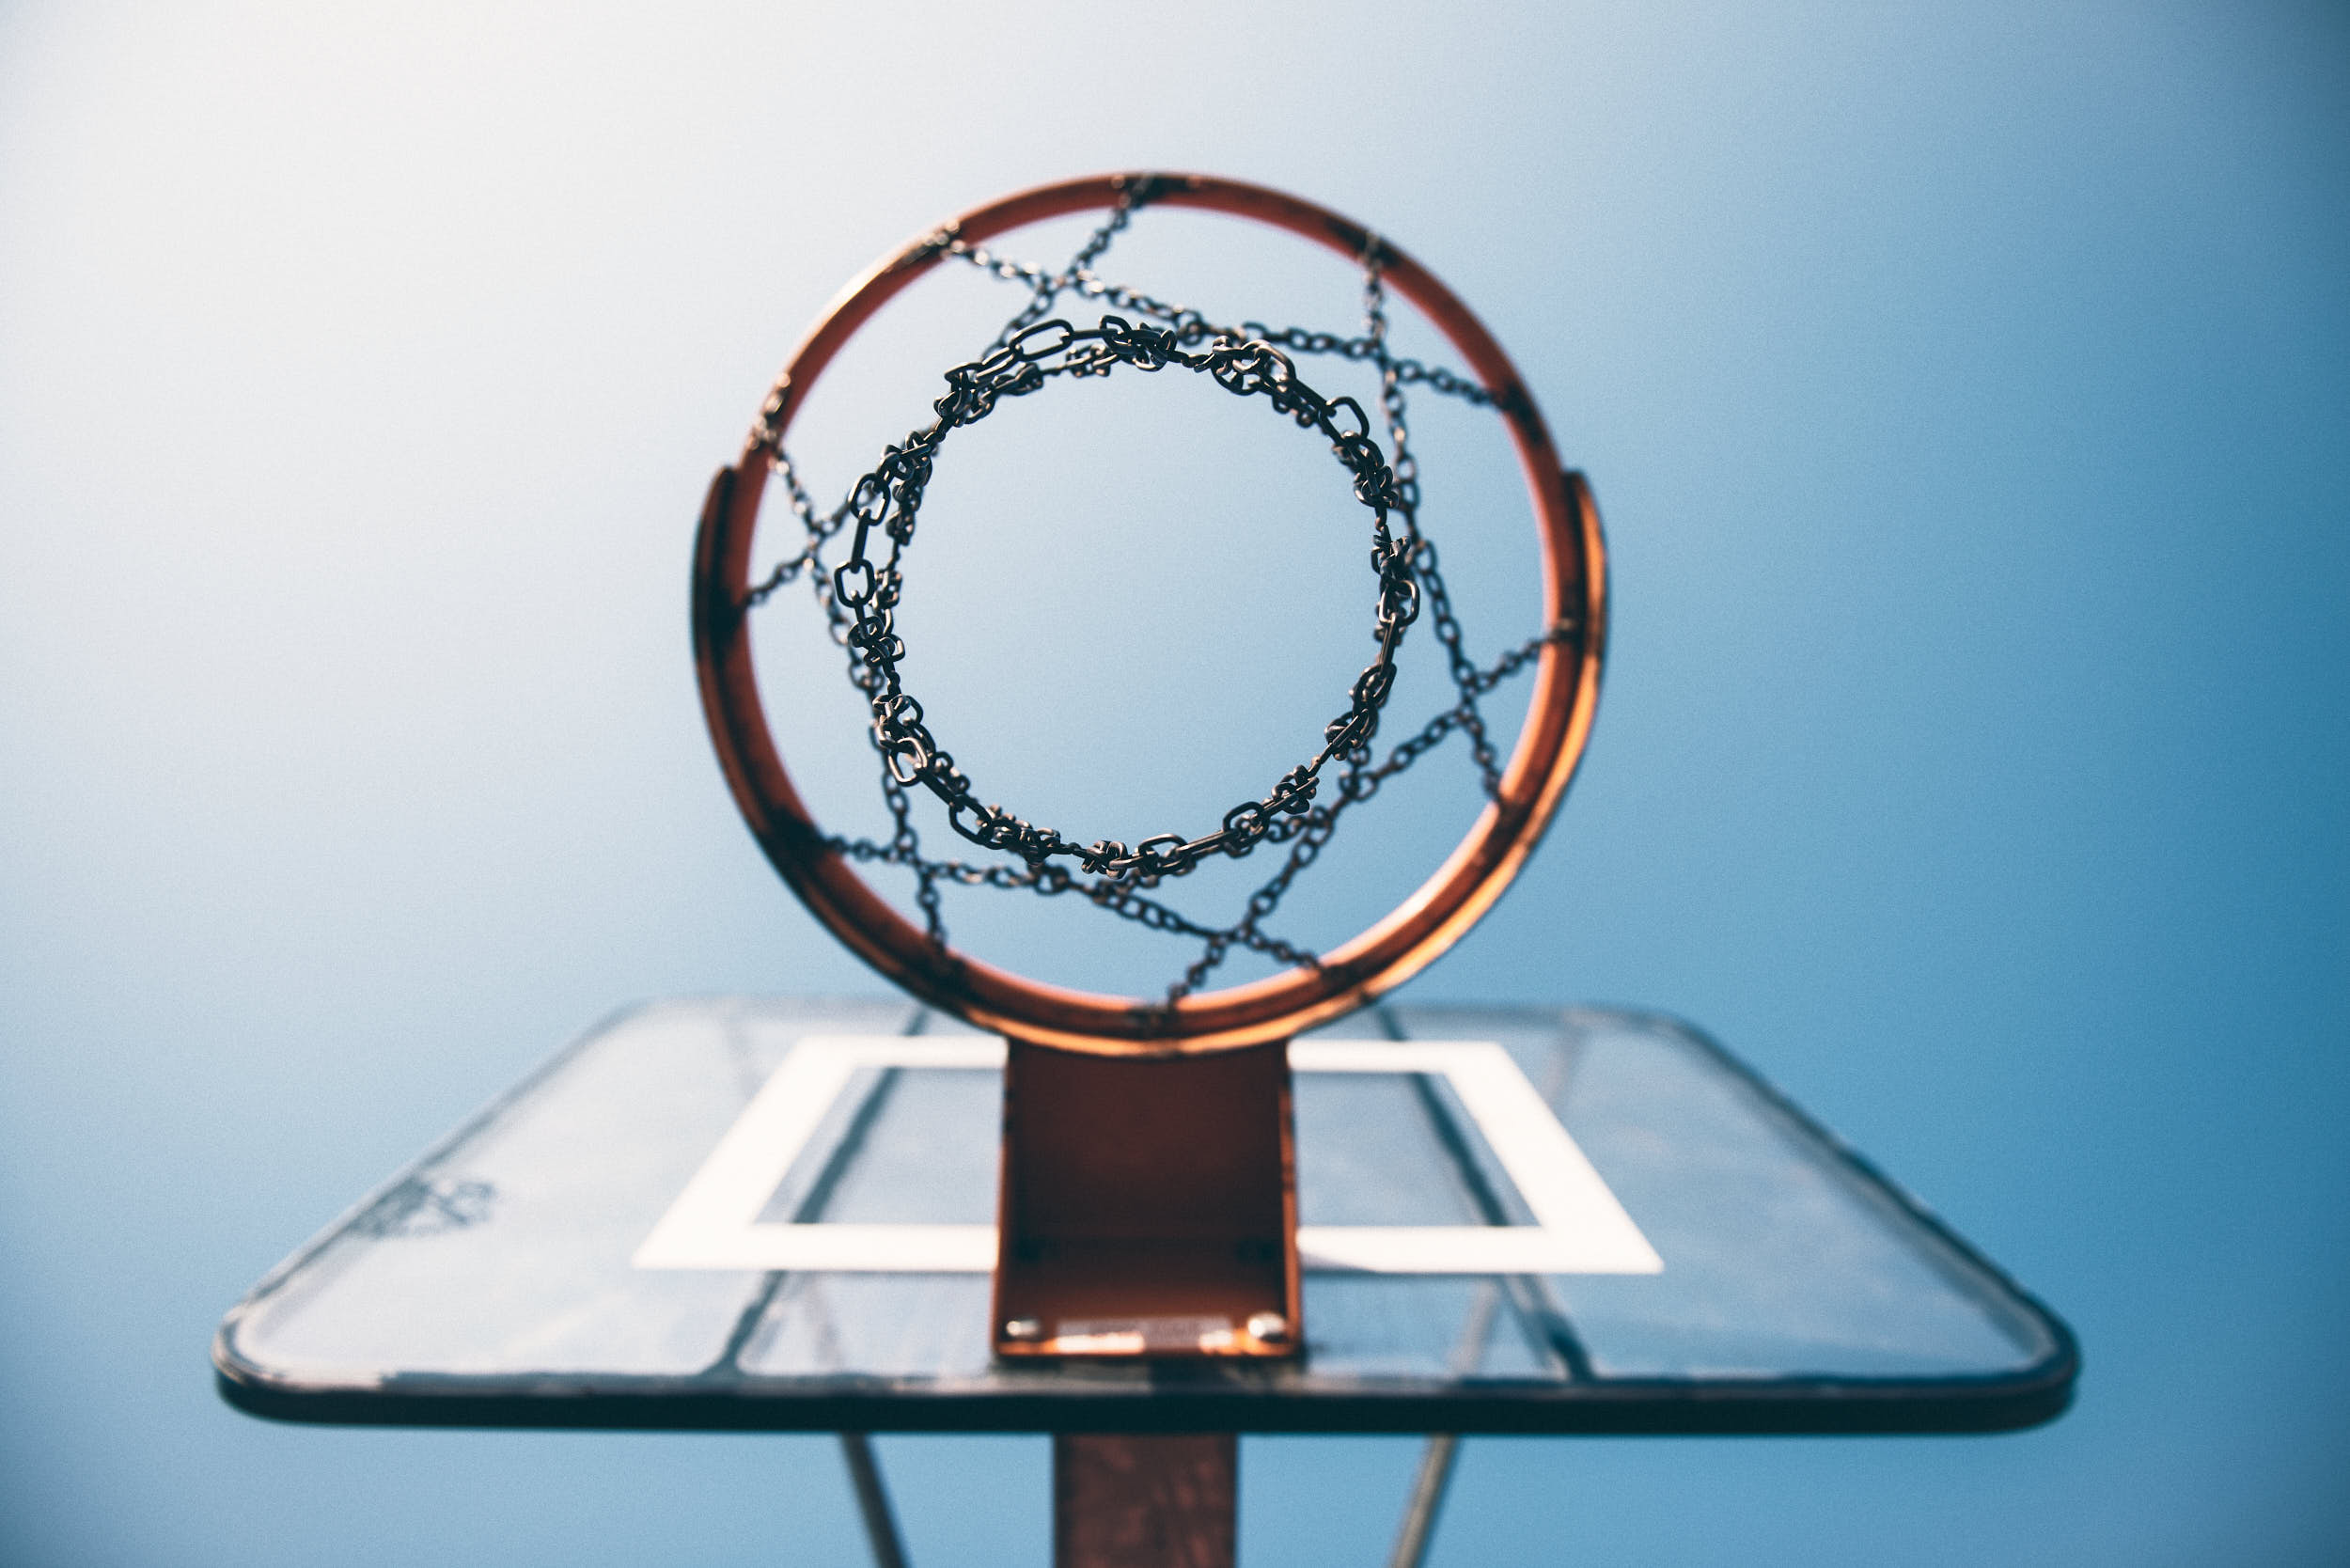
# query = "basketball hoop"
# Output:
<box><xmin>693</xmin><ymin>172</ymin><xmax>1606</xmax><ymax>1057</ymax></box>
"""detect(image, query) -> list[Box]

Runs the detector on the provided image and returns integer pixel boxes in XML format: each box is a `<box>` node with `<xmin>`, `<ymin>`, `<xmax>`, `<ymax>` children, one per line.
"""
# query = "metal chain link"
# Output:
<box><xmin>747</xmin><ymin>196</ymin><xmax>1575</xmax><ymax>1001</ymax></box>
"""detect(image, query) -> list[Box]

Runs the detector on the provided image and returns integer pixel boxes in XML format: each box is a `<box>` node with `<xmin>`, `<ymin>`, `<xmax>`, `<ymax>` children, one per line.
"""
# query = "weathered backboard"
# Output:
<box><xmin>213</xmin><ymin>1000</ymin><xmax>2075</xmax><ymax>1435</ymax></box>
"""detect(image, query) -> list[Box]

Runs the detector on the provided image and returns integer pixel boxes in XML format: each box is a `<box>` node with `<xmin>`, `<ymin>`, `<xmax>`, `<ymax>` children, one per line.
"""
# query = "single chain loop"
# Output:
<box><xmin>823</xmin><ymin>313</ymin><xmax>1411</xmax><ymax>887</ymax></box>
<box><xmin>744</xmin><ymin>196</ymin><xmax>1567</xmax><ymax>1003</ymax></box>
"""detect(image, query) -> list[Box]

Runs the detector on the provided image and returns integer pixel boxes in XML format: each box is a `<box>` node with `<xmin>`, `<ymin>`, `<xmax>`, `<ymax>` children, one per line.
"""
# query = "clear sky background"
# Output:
<box><xmin>2</xmin><ymin>4</ymin><xmax>2344</xmax><ymax>1564</ymax></box>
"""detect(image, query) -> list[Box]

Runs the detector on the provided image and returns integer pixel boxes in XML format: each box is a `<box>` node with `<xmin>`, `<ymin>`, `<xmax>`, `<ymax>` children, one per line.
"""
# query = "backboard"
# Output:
<box><xmin>213</xmin><ymin>998</ymin><xmax>2076</xmax><ymax>1435</ymax></box>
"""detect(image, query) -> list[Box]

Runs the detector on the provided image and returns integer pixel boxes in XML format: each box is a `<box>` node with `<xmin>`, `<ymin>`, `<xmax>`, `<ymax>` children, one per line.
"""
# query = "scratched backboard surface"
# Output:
<box><xmin>213</xmin><ymin>1000</ymin><xmax>2075</xmax><ymax>1433</ymax></box>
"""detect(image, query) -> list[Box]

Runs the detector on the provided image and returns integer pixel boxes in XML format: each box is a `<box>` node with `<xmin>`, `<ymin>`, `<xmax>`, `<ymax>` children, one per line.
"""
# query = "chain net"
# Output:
<box><xmin>744</xmin><ymin>177</ymin><xmax>1571</xmax><ymax>1006</ymax></box>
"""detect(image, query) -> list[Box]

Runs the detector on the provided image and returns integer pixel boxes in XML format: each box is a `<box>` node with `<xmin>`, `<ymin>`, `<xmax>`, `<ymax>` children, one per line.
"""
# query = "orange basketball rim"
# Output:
<box><xmin>691</xmin><ymin>172</ymin><xmax>1607</xmax><ymax>1057</ymax></box>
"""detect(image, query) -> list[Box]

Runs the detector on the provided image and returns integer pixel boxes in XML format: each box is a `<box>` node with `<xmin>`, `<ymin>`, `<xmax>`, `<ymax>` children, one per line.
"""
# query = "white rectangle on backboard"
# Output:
<box><xmin>634</xmin><ymin>1036</ymin><xmax>1663</xmax><ymax>1277</ymax></box>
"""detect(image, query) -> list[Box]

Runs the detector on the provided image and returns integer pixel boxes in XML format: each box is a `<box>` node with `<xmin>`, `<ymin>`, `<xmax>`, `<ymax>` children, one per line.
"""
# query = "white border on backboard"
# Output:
<box><xmin>633</xmin><ymin>1037</ymin><xmax>1662</xmax><ymax>1276</ymax></box>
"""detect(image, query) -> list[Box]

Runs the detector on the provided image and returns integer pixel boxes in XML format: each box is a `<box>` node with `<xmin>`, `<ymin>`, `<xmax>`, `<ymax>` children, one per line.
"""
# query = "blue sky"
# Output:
<box><xmin>2</xmin><ymin>4</ymin><xmax>2343</xmax><ymax>1563</ymax></box>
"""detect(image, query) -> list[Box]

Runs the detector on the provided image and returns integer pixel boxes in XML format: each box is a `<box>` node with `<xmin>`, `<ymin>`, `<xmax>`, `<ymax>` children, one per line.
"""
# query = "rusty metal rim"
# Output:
<box><xmin>692</xmin><ymin>172</ymin><xmax>1606</xmax><ymax>1056</ymax></box>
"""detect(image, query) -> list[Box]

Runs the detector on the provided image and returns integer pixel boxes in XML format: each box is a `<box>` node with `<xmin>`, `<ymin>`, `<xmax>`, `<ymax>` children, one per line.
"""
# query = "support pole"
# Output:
<box><xmin>838</xmin><ymin>1432</ymin><xmax>910</xmax><ymax>1568</ymax></box>
<box><xmin>1386</xmin><ymin>1433</ymin><xmax>1460</xmax><ymax>1568</ymax></box>
<box><xmin>1054</xmin><ymin>1434</ymin><xmax>1236</xmax><ymax>1568</ymax></box>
